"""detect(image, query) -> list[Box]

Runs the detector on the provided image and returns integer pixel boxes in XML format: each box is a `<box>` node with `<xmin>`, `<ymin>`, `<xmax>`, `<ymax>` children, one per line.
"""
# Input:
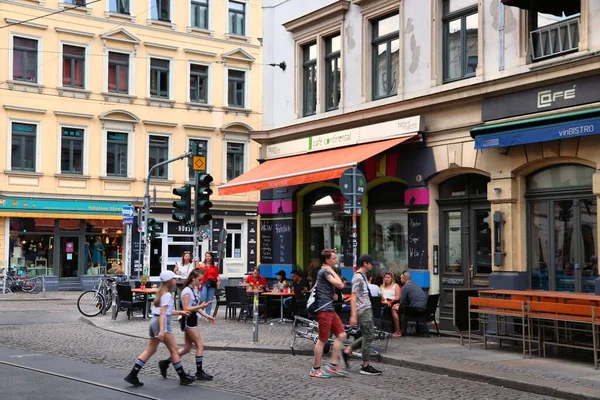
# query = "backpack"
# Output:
<box><xmin>307</xmin><ymin>270</ymin><xmax>333</xmax><ymax>314</ymax></box>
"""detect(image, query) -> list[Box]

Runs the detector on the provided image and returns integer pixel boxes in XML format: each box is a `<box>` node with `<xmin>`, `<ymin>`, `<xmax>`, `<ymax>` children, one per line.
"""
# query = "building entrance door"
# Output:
<box><xmin>60</xmin><ymin>236</ymin><xmax>80</xmax><ymax>277</ymax></box>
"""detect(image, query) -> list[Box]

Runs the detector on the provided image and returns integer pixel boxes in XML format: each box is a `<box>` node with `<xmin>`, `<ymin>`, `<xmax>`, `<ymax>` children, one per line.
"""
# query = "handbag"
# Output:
<box><xmin>307</xmin><ymin>270</ymin><xmax>333</xmax><ymax>313</ymax></box>
<box><xmin>207</xmin><ymin>278</ymin><xmax>217</xmax><ymax>288</ymax></box>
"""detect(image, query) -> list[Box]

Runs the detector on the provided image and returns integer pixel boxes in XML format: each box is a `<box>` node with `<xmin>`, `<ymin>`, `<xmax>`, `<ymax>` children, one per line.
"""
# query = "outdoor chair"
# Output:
<box><xmin>294</xmin><ymin>291</ymin><xmax>308</xmax><ymax>318</ymax></box>
<box><xmin>116</xmin><ymin>283</ymin><xmax>145</xmax><ymax>320</ymax></box>
<box><xmin>213</xmin><ymin>288</ymin><xmax>226</xmax><ymax>317</ymax></box>
<box><xmin>403</xmin><ymin>293</ymin><xmax>440</xmax><ymax>337</ymax></box>
<box><xmin>224</xmin><ymin>286</ymin><xmax>242</xmax><ymax>320</ymax></box>
<box><xmin>237</xmin><ymin>286</ymin><xmax>264</xmax><ymax>323</ymax></box>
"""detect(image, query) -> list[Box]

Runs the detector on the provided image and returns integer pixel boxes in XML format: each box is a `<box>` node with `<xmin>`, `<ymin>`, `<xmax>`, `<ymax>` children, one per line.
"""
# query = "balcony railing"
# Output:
<box><xmin>530</xmin><ymin>17</ymin><xmax>580</xmax><ymax>62</ymax></box>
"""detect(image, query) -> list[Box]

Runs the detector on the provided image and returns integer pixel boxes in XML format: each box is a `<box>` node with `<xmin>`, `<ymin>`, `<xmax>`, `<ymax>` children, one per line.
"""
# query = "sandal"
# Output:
<box><xmin>392</xmin><ymin>332</ymin><xmax>402</xmax><ymax>338</ymax></box>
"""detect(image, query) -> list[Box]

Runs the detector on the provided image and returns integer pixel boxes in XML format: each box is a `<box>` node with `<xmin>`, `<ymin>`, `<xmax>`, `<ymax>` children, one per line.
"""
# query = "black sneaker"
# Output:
<box><xmin>179</xmin><ymin>374</ymin><xmax>196</xmax><ymax>386</ymax></box>
<box><xmin>124</xmin><ymin>374</ymin><xmax>144</xmax><ymax>387</ymax></box>
<box><xmin>360</xmin><ymin>365</ymin><xmax>382</xmax><ymax>376</ymax></box>
<box><xmin>196</xmin><ymin>371</ymin><xmax>213</xmax><ymax>381</ymax></box>
<box><xmin>158</xmin><ymin>360</ymin><xmax>170</xmax><ymax>378</ymax></box>
<box><xmin>342</xmin><ymin>350</ymin><xmax>351</xmax><ymax>368</ymax></box>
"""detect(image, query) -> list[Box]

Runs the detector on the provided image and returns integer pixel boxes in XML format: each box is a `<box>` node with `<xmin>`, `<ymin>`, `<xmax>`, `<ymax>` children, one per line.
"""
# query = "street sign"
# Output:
<box><xmin>344</xmin><ymin>200</ymin><xmax>362</xmax><ymax>215</ymax></box>
<box><xmin>339</xmin><ymin>168</ymin><xmax>366</xmax><ymax>199</ymax></box>
<box><xmin>193</xmin><ymin>156</ymin><xmax>206</xmax><ymax>171</ymax></box>
<box><xmin>122</xmin><ymin>205</ymin><xmax>135</xmax><ymax>218</ymax></box>
<box><xmin>123</xmin><ymin>217</ymin><xmax>134</xmax><ymax>225</ymax></box>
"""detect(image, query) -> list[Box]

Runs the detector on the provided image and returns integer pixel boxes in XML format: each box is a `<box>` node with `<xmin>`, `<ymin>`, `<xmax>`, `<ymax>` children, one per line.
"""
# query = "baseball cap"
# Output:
<box><xmin>276</xmin><ymin>270</ymin><xmax>286</xmax><ymax>276</ymax></box>
<box><xmin>358</xmin><ymin>254</ymin><xmax>373</xmax><ymax>265</ymax></box>
<box><xmin>159</xmin><ymin>270</ymin><xmax>176</xmax><ymax>282</ymax></box>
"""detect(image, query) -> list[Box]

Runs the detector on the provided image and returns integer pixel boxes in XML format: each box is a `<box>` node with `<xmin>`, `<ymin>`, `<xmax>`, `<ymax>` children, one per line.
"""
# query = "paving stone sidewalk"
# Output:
<box><xmin>88</xmin><ymin>309</ymin><xmax>600</xmax><ymax>400</ymax></box>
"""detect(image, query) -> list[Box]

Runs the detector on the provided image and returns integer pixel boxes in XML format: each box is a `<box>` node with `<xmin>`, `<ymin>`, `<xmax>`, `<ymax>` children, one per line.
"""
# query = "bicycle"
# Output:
<box><xmin>1</xmin><ymin>267</ymin><xmax>43</xmax><ymax>294</ymax></box>
<box><xmin>77</xmin><ymin>274</ymin><xmax>127</xmax><ymax>317</ymax></box>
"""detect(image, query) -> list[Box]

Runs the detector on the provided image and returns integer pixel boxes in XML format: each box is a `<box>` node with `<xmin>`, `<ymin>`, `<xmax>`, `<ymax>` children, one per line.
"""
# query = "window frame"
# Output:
<box><xmin>324</xmin><ymin>34</ymin><xmax>341</xmax><ymax>112</ymax></box>
<box><xmin>190</xmin><ymin>0</ymin><xmax>210</xmax><ymax>30</ymax></box>
<box><xmin>226</xmin><ymin>68</ymin><xmax>247</xmax><ymax>108</ymax></box>
<box><xmin>107</xmin><ymin>51</ymin><xmax>130</xmax><ymax>94</ymax></box>
<box><xmin>442</xmin><ymin>3</ymin><xmax>478</xmax><ymax>83</ymax></box>
<box><xmin>149</xmin><ymin>56</ymin><xmax>172</xmax><ymax>99</ymax></box>
<box><xmin>186</xmin><ymin>137</ymin><xmax>210</xmax><ymax>181</ymax></box>
<box><xmin>371</xmin><ymin>13</ymin><xmax>400</xmax><ymax>100</ymax></box>
<box><xmin>150</xmin><ymin>0</ymin><xmax>173</xmax><ymax>22</ymax></box>
<box><xmin>189</xmin><ymin>62</ymin><xmax>209</xmax><ymax>104</ymax></box>
<box><xmin>60</xmin><ymin>43</ymin><xmax>87</xmax><ymax>89</ymax></box>
<box><xmin>58</xmin><ymin>125</ymin><xmax>87</xmax><ymax>175</ymax></box>
<box><xmin>108</xmin><ymin>0</ymin><xmax>131</xmax><ymax>15</ymax></box>
<box><xmin>148</xmin><ymin>134</ymin><xmax>171</xmax><ymax>180</ymax></box>
<box><xmin>103</xmin><ymin>48</ymin><xmax>135</xmax><ymax>95</ymax></box>
<box><xmin>7</xmin><ymin>119</ymin><xmax>41</xmax><ymax>173</ymax></box>
<box><xmin>11</xmin><ymin>34</ymin><xmax>41</xmax><ymax>83</ymax></box>
<box><xmin>302</xmin><ymin>42</ymin><xmax>317</xmax><ymax>117</ymax></box>
<box><xmin>225</xmin><ymin>140</ymin><xmax>246</xmax><ymax>182</ymax></box>
<box><xmin>105</xmin><ymin>131</ymin><xmax>130</xmax><ymax>177</ymax></box>
<box><xmin>228</xmin><ymin>0</ymin><xmax>246</xmax><ymax>36</ymax></box>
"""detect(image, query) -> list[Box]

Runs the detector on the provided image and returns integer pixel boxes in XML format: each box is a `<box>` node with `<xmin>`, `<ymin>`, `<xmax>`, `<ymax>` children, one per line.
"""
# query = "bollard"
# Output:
<box><xmin>111</xmin><ymin>282</ymin><xmax>118</xmax><ymax>320</ymax></box>
<box><xmin>253</xmin><ymin>291</ymin><xmax>259</xmax><ymax>343</ymax></box>
<box><xmin>42</xmin><ymin>275</ymin><xmax>46</xmax><ymax>298</ymax></box>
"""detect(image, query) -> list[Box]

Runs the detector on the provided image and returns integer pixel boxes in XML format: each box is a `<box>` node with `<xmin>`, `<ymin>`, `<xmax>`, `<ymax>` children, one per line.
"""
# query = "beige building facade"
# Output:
<box><xmin>0</xmin><ymin>0</ymin><xmax>262</xmax><ymax>289</ymax></box>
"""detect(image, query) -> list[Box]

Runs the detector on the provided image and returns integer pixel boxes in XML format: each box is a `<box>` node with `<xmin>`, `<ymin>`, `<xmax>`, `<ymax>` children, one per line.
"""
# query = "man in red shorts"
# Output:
<box><xmin>310</xmin><ymin>248</ymin><xmax>346</xmax><ymax>378</ymax></box>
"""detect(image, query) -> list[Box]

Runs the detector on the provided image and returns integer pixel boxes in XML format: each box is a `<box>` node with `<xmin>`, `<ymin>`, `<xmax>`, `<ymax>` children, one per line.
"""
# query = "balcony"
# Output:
<box><xmin>530</xmin><ymin>17</ymin><xmax>580</xmax><ymax>62</ymax></box>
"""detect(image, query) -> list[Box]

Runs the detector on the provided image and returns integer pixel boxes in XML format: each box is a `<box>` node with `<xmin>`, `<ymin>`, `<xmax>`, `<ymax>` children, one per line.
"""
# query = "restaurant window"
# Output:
<box><xmin>191</xmin><ymin>0</ymin><xmax>208</xmax><ymax>29</ymax></box>
<box><xmin>150</xmin><ymin>58</ymin><xmax>170</xmax><ymax>98</ymax></box>
<box><xmin>62</xmin><ymin>45</ymin><xmax>85</xmax><ymax>88</ymax></box>
<box><xmin>188</xmin><ymin>138</ymin><xmax>208</xmax><ymax>181</ymax></box>
<box><xmin>228</xmin><ymin>1</ymin><xmax>245</xmax><ymax>35</ymax></box>
<box><xmin>151</xmin><ymin>0</ymin><xmax>171</xmax><ymax>22</ymax></box>
<box><xmin>106</xmin><ymin>131</ymin><xmax>128</xmax><ymax>177</ymax></box>
<box><xmin>226</xmin><ymin>142</ymin><xmax>244</xmax><ymax>181</ymax></box>
<box><xmin>13</xmin><ymin>36</ymin><xmax>38</xmax><ymax>82</ymax></box>
<box><xmin>226</xmin><ymin>223</ymin><xmax>243</xmax><ymax>259</ymax></box>
<box><xmin>61</xmin><ymin>127</ymin><xmax>84</xmax><ymax>174</ymax></box>
<box><xmin>108</xmin><ymin>52</ymin><xmax>129</xmax><ymax>94</ymax></box>
<box><xmin>443</xmin><ymin>0</ymin><xmax>478</xmax><ymax>82</ymax></box>
<box><xmin>190</xmin><ymin>64</ymin><xmax>208</xmax><ymax>103</ymax></box>
<box><xmin>110</xmin><ymin>0</ymin><xmax>130</xmax><ymax>14</ymax></box>
<box><xmin>65</xmin><ymin>0</ymin><xmax>86</xmax><ymax>5</ymax></box>
<box><xmin>166</xmin><ymin>222</ymin><xmax>198</xmax><ymax>270</ymax></box>
<box><xmin>372</xmin><ymin>13</ymin><xmax>399</xmax><ymax>100</ymax></box>
<box><xmin>324</xmin><ymin>34</ymin><xmax>341</xmax><ymax>111</ymax></box>
<box><xmin>149</xmin><ymin>135</ymin><xmax>169</xmax><ymax>179</ymax></box>
<box><xmin>227</xmin><ymin>69</ymin><xmax>245</xmax><ymax>108</ymax></box>
<box><xmin>302</xmin><ymin>42</ymin><xmax>317</xmax><ymax>116</ymax></box>
<box><xmin>11</xmin><ymin>122</ymin><xmax>37</xmax><ymax>172</ymax></box>
<box><xmin>9</xmin><ymin>218</ymin><xmax>54</xmax><ymax>276</ymax></box>
<box><xmin>85</xmin><ymin>220</ymin><xmax>125</xmax><ymax>275</ymax></box>
<box><xmin>527</xmin><ymin>164</ymin><xmax>596</xmax><ymax>293</ymax></box>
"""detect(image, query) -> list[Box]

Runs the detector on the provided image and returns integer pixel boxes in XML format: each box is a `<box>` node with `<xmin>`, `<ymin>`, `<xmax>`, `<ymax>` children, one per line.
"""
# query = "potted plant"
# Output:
<box><xmin>140</xmin><ymin>274</ymin><xmax>151</xmax><ymax>288</ymax></box>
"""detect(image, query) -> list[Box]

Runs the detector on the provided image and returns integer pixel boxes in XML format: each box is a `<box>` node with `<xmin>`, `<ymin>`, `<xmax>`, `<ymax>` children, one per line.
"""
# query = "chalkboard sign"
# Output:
<box><xmin>408</xmin><ymin>212</ymin><xmax>428</xmax><ymax>269</ymax></box>
<box><xmin>260</xmin><ymin>219</ymin><xmax>293</xmax><ymax>265</ymax></box>
<box><xmin>342</xmin><ymin>217</ymin><xmax>359</xmax><ymax>268</ymax></box>
<box><xmin>247</xmin><ymin>219</ymin><xmax>257</xmax><ymax>272</ymax></box>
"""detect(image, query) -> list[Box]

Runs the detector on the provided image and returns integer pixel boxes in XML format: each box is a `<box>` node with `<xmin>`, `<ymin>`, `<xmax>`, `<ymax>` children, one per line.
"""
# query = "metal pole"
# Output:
<box><xmin>42</xmin><ymin>275</ymin><xmax>46</xmax><ymax>297</ymax></box>
<box><xmin>136</xmin><ymin>206</ymin><xmax>143</xmax><ymax>279</ymax></box>
<box><xmin>352</xmin><ymin>165</ymin><xmax>358</xmax><ymax>272</ymax></box>
<box><xmin>193</xmin><ymin>171</ymin><xmax>199</xmax><ymax>262</ymax></box>
<box><xmin>253</xmin><ymin>290</ymin><xmax>259</xmax><ymax>342</ymax></box>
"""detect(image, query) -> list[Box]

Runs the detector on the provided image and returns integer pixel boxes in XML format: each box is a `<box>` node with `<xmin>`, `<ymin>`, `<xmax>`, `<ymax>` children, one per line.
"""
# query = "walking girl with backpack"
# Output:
<box><xmin>124</xmin><ymin>270</ymin><xmax>196</xmax><ymax>387</ymax></box>
<box><xmin>158</xmin><ymin>269</ymin><xmax>215</xmax><ymax>381</ymax></box>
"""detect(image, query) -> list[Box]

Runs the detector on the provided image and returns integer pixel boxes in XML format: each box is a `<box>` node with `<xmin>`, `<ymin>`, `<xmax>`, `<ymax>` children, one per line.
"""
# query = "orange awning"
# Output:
<box><xmin>218</xmin><ymin>136</ymin><xmax>416</xmax><ymax>195</ymax></box>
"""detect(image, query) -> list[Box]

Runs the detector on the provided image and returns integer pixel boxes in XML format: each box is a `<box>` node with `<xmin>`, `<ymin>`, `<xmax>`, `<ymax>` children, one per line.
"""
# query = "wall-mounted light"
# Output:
<box><xmin>268</xmin><ymin>61</ymin><xmax>286</xmax><ymax>71</ymax></box>
<box><xmin>494</xmin><ymin>187</ymin><xmax>501</xmax><ymax>194</ymax></box>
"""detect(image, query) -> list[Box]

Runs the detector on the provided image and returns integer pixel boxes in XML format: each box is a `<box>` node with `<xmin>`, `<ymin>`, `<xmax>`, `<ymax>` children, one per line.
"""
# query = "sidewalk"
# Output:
<box><xmin>86</xmin><ymin>309</ymin><xmax>600</xmax><ymax>400</ymax></box>
<box><xmin>0</xmin><ymin>291</ymin><xmax>81</xmax><ymax>301</ymax></box>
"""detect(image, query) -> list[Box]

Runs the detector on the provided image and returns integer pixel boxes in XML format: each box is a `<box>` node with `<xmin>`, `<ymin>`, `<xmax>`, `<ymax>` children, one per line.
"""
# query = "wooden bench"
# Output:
<box><xmin>528</xmin><ymin>301</ymin><xmax>598</xmax><ymax>369</ymax></box>
<box><xmin>468</xmin><ymin>297</ymin><xmax>529</xmax><ymax>358</ymax></box>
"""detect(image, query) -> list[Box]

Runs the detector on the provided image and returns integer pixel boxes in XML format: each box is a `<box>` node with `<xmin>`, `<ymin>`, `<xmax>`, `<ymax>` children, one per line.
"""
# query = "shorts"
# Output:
<box><xmin>180</xmin><ymin>314</ymin><xmax>198</xmax><ymax>331</ymax></box>
<box><xmin>317</xmin><ymin>311</ymin><xmax>345</xmax><ymax>342</ymax></box>
<box><xmin>149</xmin><ymin>315</ymin><xmax>173</xmax><ymax>337</ymax></box>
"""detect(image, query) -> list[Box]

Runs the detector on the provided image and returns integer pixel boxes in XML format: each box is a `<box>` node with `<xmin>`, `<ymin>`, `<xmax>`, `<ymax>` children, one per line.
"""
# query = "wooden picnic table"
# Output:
<box><xmin>479</xmin><ymin>289</ymin><xmax>600</xmax><ymax>306</ymax></box>
<box><xmin>132</xmin><ymin>287</ymin><xmax>158</xmax><ymax>318</ymax></box>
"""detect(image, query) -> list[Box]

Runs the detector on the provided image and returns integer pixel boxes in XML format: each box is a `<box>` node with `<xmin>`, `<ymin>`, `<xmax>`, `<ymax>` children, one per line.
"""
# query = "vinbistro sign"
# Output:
<box><xmin>264</xmin><ymin>115</ymin><xmax>422</xmax><ymax>160</ymax></box>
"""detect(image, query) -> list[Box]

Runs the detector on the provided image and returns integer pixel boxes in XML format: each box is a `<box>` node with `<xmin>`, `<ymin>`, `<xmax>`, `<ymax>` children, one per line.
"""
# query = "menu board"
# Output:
<box><xmin>260</xmin><ymin>219</ymin><xmax>293</xmax><ymax>265</ymax></box>
<box><xmin>408</xmin><ymin>211</ymin><xmax>428</xmax><ymax>269</ymax></box>
<box><xmin>342</xmin><ymin>217</ymin><xmax>360</xmax><ymax>268</ymax></box>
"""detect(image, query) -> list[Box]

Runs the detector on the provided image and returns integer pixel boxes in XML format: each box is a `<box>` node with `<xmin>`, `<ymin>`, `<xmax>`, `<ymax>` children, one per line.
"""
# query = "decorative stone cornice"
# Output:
<box><xmin>283</xmin><ymin>1</ymin><xmax>350</xmax><ymax>33</ymax></box>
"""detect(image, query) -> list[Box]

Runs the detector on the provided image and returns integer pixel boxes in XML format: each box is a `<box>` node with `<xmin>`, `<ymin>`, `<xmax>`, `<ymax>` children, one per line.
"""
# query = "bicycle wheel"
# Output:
<box><xmin>21</xmin><ymin>278</ymin><xmax>37</xmax><ymax>293</ymax></box>
<box><xmin>30</xmin><ymin>276</ymin><xmax>44</xmax><ymax>294</ymax></box>
<box><xmin>77</xmin><ymin>290</ymin><xmax>106</xmax><ymax>317</ymax></box>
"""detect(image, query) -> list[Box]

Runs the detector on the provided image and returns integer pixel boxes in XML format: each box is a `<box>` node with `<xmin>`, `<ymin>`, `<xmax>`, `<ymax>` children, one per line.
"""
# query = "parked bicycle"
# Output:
<box><xmin>77</xmin><ymin>274</ymin><xmax>128</xmax><ymax>317</ymax></box>
<box><xmin>1</xmin><ymin>267</ymin><xmax>43</xmax><ymax>294</ymax></box>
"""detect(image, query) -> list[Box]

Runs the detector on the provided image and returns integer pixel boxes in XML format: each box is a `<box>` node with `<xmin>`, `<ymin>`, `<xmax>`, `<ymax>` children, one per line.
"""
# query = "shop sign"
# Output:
<box><xmin>66</xmin><ymin>242</ymin><xmax>74</xmax><ymax>253</ymax></box>
<box><xmin>482</xmin><ymin>75</ymin><xmax>600</xmax><ymax>121</ymax></box>
<box><xmin>0</xmin><ymin>198</ymin><xmax>127</xmax><ymax>216</ymax></box>
<box><xmin>264</xmin><ymin>115</ymin><xmax>422</xmax><ymax>160</ymax></box>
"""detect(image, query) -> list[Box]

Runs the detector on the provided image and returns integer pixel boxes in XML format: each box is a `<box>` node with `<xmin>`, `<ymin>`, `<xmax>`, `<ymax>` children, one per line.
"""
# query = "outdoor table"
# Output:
<box><xmin>262</xmin><ymin>291</ymin><xmax>294</xmax><ymax>323</ymax></box>
<box><xmin>132</xmin><ymin>287</ymin><xmax>158</xmax><ymax>319</ymax></box>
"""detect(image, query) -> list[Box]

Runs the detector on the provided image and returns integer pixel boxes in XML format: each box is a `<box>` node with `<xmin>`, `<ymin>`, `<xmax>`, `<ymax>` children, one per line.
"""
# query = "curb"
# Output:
<box><xmin>84</xmin><ymin>317</ymin><xmax>600</xmax><ymax>400</ymax></box>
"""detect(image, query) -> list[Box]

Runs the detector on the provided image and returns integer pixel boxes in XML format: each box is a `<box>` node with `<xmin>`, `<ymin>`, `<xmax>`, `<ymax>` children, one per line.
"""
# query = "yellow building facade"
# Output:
<box><xmin>0</xmin><ymin>0</ymin><xmax>262</xmax><ymax>289</ymax></box>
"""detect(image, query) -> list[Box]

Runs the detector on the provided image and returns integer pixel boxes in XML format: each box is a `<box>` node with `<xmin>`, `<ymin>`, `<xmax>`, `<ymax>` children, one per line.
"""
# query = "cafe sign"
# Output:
<box><xmin>264</xmin><ymin>115</ymin><xmax>422</xmax><ymax>160</ymax></box>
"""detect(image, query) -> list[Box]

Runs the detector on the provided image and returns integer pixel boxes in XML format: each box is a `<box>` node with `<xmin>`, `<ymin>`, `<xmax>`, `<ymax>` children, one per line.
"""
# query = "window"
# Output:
<box><xmin>150</xmin><ymin>58</ymin><xmax>169</xmax><ymax>98</ymax></box>
<box><xmin>372</xmin><ymin>14</ymin><xmax>399</xmax><ymax>99</ymax></box>
<box><xmin>226</xmin><ymin>223</ymin><xmax>243</xmax><ymax>259</ymax></box>
<box><xmin>324</xmin><ymin>35</ymin><xmax>341</xmax><ymax>111</ymax></box>
<box><xmin>190</xmin><ymin>64</ymin><xmax>208</xmax><ymax>103</ymax></box>
<box><xmin>11</xmin><ymin>122</ymin><xmax>36</xmax><ymax>171</ymax></box>
<box><xmin>302</xmin><ymin>43</ymin><xmax>317</xmax><ymax>116</ymax></box>
<box><xmin>228</xmin><ymin>1</ymin><xmax>245</xmax><ymax>35</ymax></box>
<box><xmin>109</xmin><ymin>0</ymin><xmax>130</xmax><ymax>14</ymax></box>
<box><xmin>108</xmin><ymin>52</ymin><xmax>129</xmax><ymax>93</ymax></box>
<box><xmin>151</xmin><ymin>0</ymin><xmax>171</xmax><ymax>22</ymax></box>
<box><xmin>188</xmin><ymin>139</ymin><xmax>208</xmax><ymax>181</ymax></box>
<box><xmin>443</xmin><ymin>0</ymin><xmax>478</xmax><ymax>82</ymax></box>
<box><xmin>65</xmin><ymin>0</ymin><xmax>86</xmax><ymax>5</ymax></box>
<box><xmin>528</xmin><ymin>3</ymin><xmax>580</xmax><ymax>62</ymax></box>
<box><xmin>13</xmin><ymin>37</ymin><xmax>38</xmax><ymax>82</ymax></box>
<box><xmin>227</xmin><ymin>69</ymin><xmax>245</xmax><ymax>108</ymax></box>
<box><xmin>62</xmin><ymin>45</ymin><xmax>85</xmax><ymax>88</ymax></box>
<box><xmin>226</xmin><ymin>142</ymin><xmax>244</xmax><ymax>181</ymax></box>
<box><xmin>191</xmin><ymin>0</ymin><xmax>208</xmax><ymax>29</ymax></box>
<box><xmin>149</xmin><ymin>135</ymin><xmax>169</xmax><ymax>179</ymax></box>
<box><xmin>106</xmin><ymin>132</ymin><xmax>128</xmax><ymax>177</ymax></box>
<box><xmin>61</xmin><ymin>127</ymin><xmax>84</xmax><ymax>174</ymax></box>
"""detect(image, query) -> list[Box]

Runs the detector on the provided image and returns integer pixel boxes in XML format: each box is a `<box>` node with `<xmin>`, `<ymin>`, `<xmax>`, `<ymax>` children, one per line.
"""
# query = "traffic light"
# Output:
<box><xmin>172</xmin><ymin>184</ymin><xmax>192</xmax><ymax>225</ymax></box>
<box><xmin>190</xmin><ymin>141</ymin><xmax>202</xmax><ymax>156</ymax></box>
<box><xmin>196</xmin><ymin>173</ymin><xmax>213</xmax><ymax>225</ymax></box>
<box><xmin>147</xmin><ymin>217</ymin><xmax>158</xmax><ymax>241</ymax></box>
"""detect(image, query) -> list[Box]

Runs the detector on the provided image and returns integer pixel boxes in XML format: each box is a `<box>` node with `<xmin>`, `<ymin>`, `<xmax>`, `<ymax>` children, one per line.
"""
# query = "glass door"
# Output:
<box><xmin>60</xmin><ymin>236</ymin><xmax>79</xmax><ymax>277</ymax></box>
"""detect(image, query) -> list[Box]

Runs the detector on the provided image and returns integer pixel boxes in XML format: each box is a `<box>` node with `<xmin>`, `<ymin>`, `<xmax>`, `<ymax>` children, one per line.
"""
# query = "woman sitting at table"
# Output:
<box><xmin>380</xmin><ymin>272</ymin><xmax>402</xmax><ymax>337</ymax></box>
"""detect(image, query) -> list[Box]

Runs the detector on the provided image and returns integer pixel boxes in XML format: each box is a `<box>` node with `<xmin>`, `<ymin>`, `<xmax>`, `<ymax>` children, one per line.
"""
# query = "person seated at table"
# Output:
<box><xmin>244</xmin><ymin>267</ymin><xmax>268</xmax><ymax>289</ymax></box>
<box><xmin>341</xmin><ymin>276</ymin><xmax>351</xmax><ymax>313</ymax></box>
<box><xmin>380</xmin><ymin>272</ymin><xmax>401</xmax><ymax>337</ymax></box>
<box><xmin>275</xmin><ymin>270</ymin><xmax>289</xmax><ymax>289</ymax></box>
<box><xmin>283</xmin><ymin>270</ymin><xmax>309</xmax><ymax>316</ymax></box>
<box><xmin>398</xmin><ymin>271</ymin><xmax>428</xmax><ymax>336</ymax></box>
<box><xmin>368</xmin><ymin>274</ymin><xmax>381</xmax><ymax>297</ymax></box>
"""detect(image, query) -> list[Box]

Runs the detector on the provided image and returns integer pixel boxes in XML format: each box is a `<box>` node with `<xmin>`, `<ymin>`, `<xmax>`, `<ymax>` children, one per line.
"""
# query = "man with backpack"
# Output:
<box><xmin>343</xmin><ymin>254</ymin><xmax>382</xmax><ymax>376</ymax></box>
<box><xmin>309</xmin><ymin>249</ymin><xmax>347</xmax><ymax>378</ymax></box>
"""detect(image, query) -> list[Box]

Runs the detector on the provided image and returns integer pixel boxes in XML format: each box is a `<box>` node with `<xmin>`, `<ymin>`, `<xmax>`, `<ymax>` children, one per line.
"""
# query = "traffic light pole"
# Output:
<box><xmin>192</xmin><ymin>171</ymin><xmax>199</xmax><ymax>262</ymax></box>
<box><xmin>138</xmin><ymin>151</ymin><xmax>192</xmax><ymax>278</ymax></box>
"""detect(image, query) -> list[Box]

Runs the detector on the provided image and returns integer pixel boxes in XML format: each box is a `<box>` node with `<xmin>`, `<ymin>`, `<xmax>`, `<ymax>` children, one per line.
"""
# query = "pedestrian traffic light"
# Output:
<box><xmin>172</xmin><ymin>184</ymin><xmax>192</xmax><ymax>225</ymax></box>
<box><xmin>147</xmin><ymin>217</ymin><xmax>158</xmax><ymax>241</ymax></box>
<box><xmin>196</xmin><ymin>173</ymin><xmax>213</xmax><ymax>225</ymax></box>
<box><xmin>190</xmin><ymin>141</ymin><xmax>203</xmax><ymax>157</ymax></box>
